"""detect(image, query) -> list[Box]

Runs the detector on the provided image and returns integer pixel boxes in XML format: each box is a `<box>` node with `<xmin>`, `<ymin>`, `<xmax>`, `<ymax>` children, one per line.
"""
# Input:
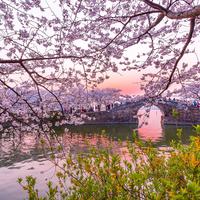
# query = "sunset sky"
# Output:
<box><xmin>100</xmin><ymin>70</ymin><xmax>143</xmax><ymax>95</ymax></box>
<box><xmin>99</xmin><ymin>44</ymin><xmax>200</xmax><ymax>96</ymax></box>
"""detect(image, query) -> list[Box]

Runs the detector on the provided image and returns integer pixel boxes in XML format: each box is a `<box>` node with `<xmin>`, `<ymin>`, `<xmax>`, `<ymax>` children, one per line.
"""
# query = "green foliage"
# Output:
<box><xmin>176</xmin><ymin>128</ymin><xmax>183</xmax><ymax>140</ymax></box>
<box><xmin>193</xmin><ymin>125</ymin><xmax>200</xmax><ymax>135</ymax></box>
<box><xmin>172</xmin><ymin>108</ymin><xmax>180</xmax><ymax>120</ymax></box>
<box><xmin>19</xmin><ymin>128</ymin><xmax>200</xmax><ymax>200</ymax></box>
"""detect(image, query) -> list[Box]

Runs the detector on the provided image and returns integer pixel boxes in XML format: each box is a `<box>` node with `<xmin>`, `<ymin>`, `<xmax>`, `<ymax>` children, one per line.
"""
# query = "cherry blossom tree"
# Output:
<box><xmin>79</xmin><ymin>0</ymin><xmax>200</xmax><ymax>96</ymax></box>
<box><xmin>89</xmin><ymin>88</ymin><xmax>121</xmax><ymax>110</ymax></box>
<box><xmin>174</xmin><ymin>82</ymin><xmax>200</xmax><ymax>101</ymax></box>
<box><xmin>0</xmin><ymin>0</ymin><xmax>200</xmax><ymax>135</ymax></box>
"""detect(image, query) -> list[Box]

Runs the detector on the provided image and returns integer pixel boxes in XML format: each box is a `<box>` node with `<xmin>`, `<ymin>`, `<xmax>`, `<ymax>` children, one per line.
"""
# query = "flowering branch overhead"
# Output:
<box><xmin>0</xmin><ymin>0</ymin><xmax>200</xmax><ymax>135</ymax></box>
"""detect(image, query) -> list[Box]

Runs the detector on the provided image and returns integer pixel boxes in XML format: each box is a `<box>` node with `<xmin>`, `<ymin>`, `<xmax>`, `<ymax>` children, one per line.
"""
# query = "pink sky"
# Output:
<box><xmin>138</xmin><ymin>108</ymin><xmax>164</xmax><ymax>142</ymax></box>
<box><xmin>99</xmin><ymin>70</ymin><xmax>144</xmax><ymax>95</ymax></box>
<box><xmin>98</xmin><ymin>43</ymin><xmax>200</xmax><ymax>96</ymax></box>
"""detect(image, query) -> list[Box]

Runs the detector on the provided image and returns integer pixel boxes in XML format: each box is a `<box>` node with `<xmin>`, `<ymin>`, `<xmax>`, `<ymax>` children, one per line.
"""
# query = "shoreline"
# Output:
<box><xmin>81</xmin><ymin>121</ymin><xmax>195</xmax><ymax>126</ymax></box>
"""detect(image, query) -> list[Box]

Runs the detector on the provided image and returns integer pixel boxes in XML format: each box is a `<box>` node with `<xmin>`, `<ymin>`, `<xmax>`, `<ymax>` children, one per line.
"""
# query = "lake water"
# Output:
<box><xmin>0</xmin><ymin>108</ymin><xmax>196</xmax><ymax>199</ymax></box>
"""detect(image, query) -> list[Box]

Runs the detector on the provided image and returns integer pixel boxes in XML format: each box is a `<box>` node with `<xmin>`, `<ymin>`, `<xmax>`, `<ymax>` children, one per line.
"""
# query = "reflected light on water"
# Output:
<box><xmin>137</xmin><ymin>105</ymin><xmax>164</xmax><ymax>142</ymax></box>
<box><xmin>0</xmin><ymin>121</ymin><xmax>195</xmax><ymax>199</ymax></box>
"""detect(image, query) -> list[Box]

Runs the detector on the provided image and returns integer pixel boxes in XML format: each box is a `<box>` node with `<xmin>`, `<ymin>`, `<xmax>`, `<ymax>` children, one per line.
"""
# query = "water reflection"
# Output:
<box><xmin>137</xmin><ymin>105</ymin><xmax>164</xmax><ymax>142</ymax></box>
<box><xmin>0</xmin><ymin>122</ymin><xmax>195</xmax><ymax>200</ymax></box>
<box><xmin>0</xmin><ymin>123</ymin><xmax>194</xmax><ymax>167</ymax></box>
<box><xmin>0</xmin><ymin>133</ymin><xmax>125</xmax><ymax>200</ymax></box>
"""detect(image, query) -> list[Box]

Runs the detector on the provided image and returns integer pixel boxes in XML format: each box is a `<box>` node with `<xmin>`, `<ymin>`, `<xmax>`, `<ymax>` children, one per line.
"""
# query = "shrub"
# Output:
<box><xmin>19</xmin><ymin>129</ymin><xmax>200</xmax><ymax>200</ymax></box>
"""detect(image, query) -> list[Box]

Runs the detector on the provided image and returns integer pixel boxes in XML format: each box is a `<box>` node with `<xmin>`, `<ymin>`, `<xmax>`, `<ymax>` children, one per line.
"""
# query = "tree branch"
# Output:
<box><xmin>143</xmin><ymin>0</ymin><xmax>200</xmax><ymax>19</ymax></box>
<box><xmin>159</xmin><ymin>17</ymin><xmax>196</xmax><ymax>95</ymax></box>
